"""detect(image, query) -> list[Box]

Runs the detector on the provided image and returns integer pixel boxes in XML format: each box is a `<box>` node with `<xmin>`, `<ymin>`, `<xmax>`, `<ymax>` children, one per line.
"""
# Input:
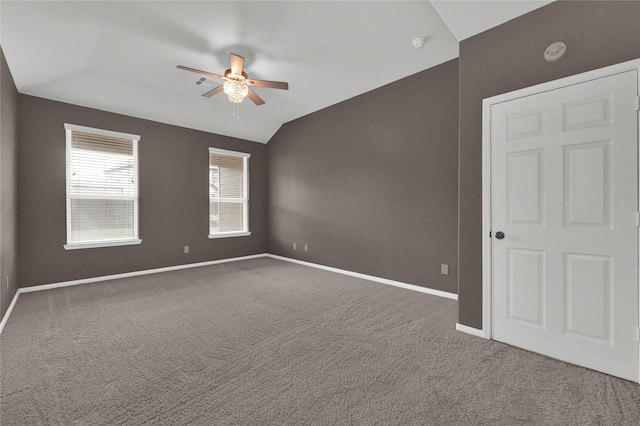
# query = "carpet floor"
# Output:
<box><xmin>1</xmin><ymin>257</ymin><xmax>639</xmax><ymax>425</ymax></box>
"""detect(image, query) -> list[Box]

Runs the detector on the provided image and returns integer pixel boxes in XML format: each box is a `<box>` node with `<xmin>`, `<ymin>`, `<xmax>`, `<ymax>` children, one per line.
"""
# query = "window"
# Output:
<box><xmin>64</xmin><ymin>124</ymin><xmax>141</xmax><ymax>250</ymax></box>
<box><xmin>209</xmin><ymin>147</ymin><xmax>250</xmax><ymax>238</ymax></box>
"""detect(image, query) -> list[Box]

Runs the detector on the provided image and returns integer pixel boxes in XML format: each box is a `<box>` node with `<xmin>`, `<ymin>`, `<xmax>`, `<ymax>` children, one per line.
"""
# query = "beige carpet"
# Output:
<box><xmin>1</xmin><ymin>257</ymin><xmax>639</xmax><ymax>425</ymax></box>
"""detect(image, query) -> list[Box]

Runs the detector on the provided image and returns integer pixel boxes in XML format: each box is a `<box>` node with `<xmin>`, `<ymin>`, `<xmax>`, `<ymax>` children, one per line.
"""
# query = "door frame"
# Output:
<box><xmin>481</xmin><ymin>58</ymin><xmax>640</xmax><ymax>380</ymax></box>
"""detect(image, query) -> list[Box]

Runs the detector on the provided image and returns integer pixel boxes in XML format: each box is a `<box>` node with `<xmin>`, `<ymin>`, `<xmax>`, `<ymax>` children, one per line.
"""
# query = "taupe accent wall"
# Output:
<box><xmin>267</xmin><ymin>59</ymin><xmax>459</xmax><ymax>294</ymax></box>
<box><xmin>458</xmin><ymin>1</ymin><xmax>640</xmax><ymax>328</ymax></box>
<box><xmin>1</xmin><ymin>47</ymin><xmax>19</xmax><ymax>319</ymax></box>
<box><xmin>17</xmin><ymin>96</ymin><xmax>267</xmax><ymax>288</ymax></box>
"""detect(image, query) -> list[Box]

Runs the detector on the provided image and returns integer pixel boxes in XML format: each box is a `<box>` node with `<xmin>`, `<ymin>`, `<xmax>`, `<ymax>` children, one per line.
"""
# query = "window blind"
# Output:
<box><xmin>209</xmin><ymin>147</ymin><xmax>249</xmax><ymax>236</ymax></box>
<box><xmin>65</xmin><ymin>124</ymin><xmax>140</xmax><ymax>247</ymax></box>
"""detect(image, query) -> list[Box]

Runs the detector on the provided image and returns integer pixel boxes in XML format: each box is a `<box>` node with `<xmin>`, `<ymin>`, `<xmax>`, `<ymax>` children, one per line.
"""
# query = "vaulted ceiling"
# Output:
<box><xmin>0</xmin><ymin>1</ymin><xmax>552</xmax><ymax>143</ymax></box>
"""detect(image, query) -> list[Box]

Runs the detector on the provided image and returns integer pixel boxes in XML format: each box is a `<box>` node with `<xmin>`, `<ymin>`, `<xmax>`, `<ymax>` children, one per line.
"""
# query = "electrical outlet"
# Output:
<box><xmin>184</xmin><ymin>246</ymin><xmax>190</xmax><ymax>254</ymax></box>
<box><xmin>304</xmin><ymin>244</ymin><xmax>308</xmax><ymax>252</ymax></box>
<box><xmin>441</xmin><ymin>264</ymin><xmax>449</xmax><ymax>275</ymax></box>
<box><xmin>293</xmin><ymin>243</ymin><xmax>297</xmax><ymax>250</ymax></box>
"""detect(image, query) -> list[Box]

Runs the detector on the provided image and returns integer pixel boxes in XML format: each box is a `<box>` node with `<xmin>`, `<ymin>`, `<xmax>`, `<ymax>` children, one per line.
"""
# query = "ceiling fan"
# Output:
<box><xmin>177</xmin><ymin>53</ymin><xmax>289</xmax><ymax>105</ymax></box>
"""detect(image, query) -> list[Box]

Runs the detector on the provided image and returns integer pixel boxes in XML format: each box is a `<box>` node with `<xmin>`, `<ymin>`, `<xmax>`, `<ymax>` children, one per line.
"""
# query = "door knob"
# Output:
<box><xmin>495</xmin><ymin>231</ymin><xmax>505</xmax><ymax>240</ymax></box>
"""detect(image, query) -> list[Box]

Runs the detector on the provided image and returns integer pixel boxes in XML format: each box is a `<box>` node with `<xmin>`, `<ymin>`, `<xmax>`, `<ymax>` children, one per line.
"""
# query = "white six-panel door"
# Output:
<box><xmin>490</xmin><ymin>70</ymin><xmax>639</xmax><ymax>381</ymax></box>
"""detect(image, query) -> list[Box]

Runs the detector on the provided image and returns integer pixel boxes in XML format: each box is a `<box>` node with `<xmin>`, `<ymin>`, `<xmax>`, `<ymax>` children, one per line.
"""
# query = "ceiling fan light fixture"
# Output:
<box><xmin>178</xmin><ymin>53</ymin><xmax>287</xmax><ymax>106</ymax></box>
<box><xmin>223</xmin><ymin>79</ymin><xmax>249</xmax><ymax>103</ymax></box>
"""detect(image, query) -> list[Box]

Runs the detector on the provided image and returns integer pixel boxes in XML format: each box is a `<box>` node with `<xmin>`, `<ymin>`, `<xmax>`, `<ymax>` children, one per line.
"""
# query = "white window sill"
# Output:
<box><xmin>208</xmin><ymin>231</ymin><xmax>251</xmax><ymax>239</ymax></box>
<box><xmin>63</xmin><ymin>239</ymin><xmax>142</xmax><ymax>250</ymax></box>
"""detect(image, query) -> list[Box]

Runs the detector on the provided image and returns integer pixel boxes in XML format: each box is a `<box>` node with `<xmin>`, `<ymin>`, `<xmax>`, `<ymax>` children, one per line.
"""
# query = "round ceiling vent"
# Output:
<box><xmin>544</xmin><ymin>42</ymin><xmax>566</xmax><ymax>62</ymax></box>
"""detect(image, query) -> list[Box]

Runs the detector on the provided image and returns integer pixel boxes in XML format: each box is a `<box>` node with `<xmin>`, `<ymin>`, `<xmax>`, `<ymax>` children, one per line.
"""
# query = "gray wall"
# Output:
<box><xmin>458</xmin><ymin>0</ymin><xmax>640</xmax><ymax>328</ymax></box>
<box><xmin>17</xmin><ymin>95</ymin><xmax>267</xmax><ymax>288</ymax></box>
<box><xmin>1</xmin><ymin>47</ymin><xmax>19</xmax><ymax>319</ymax></box>
<box><xmin>268</xmin><ymin>59</ymin><xmax>459</xmax><ymax>294</ymax></box>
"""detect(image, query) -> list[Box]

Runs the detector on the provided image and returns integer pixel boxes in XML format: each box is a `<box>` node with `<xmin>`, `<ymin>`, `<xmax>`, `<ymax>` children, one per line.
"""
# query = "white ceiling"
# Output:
<box><xmin>0</xmin><ymin>1</ymin><xmax>551</xmax><ymax>144</ymax></box>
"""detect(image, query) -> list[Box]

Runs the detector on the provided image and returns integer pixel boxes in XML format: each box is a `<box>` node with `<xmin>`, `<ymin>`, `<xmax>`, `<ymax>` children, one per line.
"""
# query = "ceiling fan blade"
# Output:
<box><xmin>247</xmin><ymin>88</ymin><xmax>265</xmax><ymax>106</ymax></box>
<box><xmin>201</xmin><ymin>85</ymin><xmax>224</xmax><ymax>98</ymax></box>
<box><xmin>177</xmin><ymin>65</ymin><xmax>225</xmax><ymax>80</ymax></box>
<box><xmin>247</xmin><ymin>79</ymin><xmax>289</xmax><ymax>90</ymax></box>
<box><xmin>230</xmin><ymin>53</ymin><xmax>244</xmax><ymax>76</ymax></box>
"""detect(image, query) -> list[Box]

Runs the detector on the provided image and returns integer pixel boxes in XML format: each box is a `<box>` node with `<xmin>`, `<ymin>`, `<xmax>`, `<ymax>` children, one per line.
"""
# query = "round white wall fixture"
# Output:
<box><xmin>544</xmin><ymin>42</ymin><xmax>566</xmax><ymax>62</ymax></box>
<box><xmin>412</xmin><ymin>37</ymin><xmax>426</xmax><ymax>49</ymax></box>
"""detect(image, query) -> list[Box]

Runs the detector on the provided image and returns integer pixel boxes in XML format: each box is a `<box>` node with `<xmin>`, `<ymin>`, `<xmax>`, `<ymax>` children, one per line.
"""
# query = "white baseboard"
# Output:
<box><xmin>456</xmin><ymin>323</ymin><xmax>487</xmax><ymax>338</ymax></box>
<box><xmin>18</xmin><ymin>253</ymin><xmax>269</xmax><ymax>294</ymax></box>
<box><xmin>0</xmin><ymin>290</ymin><xmax>20</xmax><ymax>335</ymax></box>
<box><xmin>267</xmin><ymin>254</ymin><xmax>458</xmax><ymax>300</ymax></box>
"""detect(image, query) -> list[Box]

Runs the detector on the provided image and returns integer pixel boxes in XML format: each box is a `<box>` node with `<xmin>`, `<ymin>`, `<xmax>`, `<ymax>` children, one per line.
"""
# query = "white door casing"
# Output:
<box><xmin>482</xmin><ymin>59</ymin><xmax>640</xmax><ymax>382</ymax></box>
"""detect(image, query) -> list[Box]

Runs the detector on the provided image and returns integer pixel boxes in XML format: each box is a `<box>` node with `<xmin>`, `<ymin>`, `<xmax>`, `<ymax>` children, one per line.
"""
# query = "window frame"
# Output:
<box><xmin>63</xmin><ymin>123</ymin><xmax>142</xmax><ymax>250</ymax></box>
<box><xmin>208</xmin><ymin>147</ymin><xmax>251</xmax><ymax>239</ymax></box>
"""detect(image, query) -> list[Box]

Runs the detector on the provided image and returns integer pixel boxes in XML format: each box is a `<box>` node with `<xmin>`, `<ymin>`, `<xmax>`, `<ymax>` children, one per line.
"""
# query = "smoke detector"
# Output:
<box><xmin>412</xmin><ymin>37</ymin><xmax>426</xmax><ymax>49</ymax></box>
<box><xmin>544</xmin><ymin>42</ymin><xmax>566</xmax><ymax>62</ymax></box>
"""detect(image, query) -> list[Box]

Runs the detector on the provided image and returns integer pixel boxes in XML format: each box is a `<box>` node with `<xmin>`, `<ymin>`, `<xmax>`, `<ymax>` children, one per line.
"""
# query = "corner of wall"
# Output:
<box><xmin>0</xmin><ymin>46</ymin><xmax>20</xmax><ymax>321</ymax></box>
